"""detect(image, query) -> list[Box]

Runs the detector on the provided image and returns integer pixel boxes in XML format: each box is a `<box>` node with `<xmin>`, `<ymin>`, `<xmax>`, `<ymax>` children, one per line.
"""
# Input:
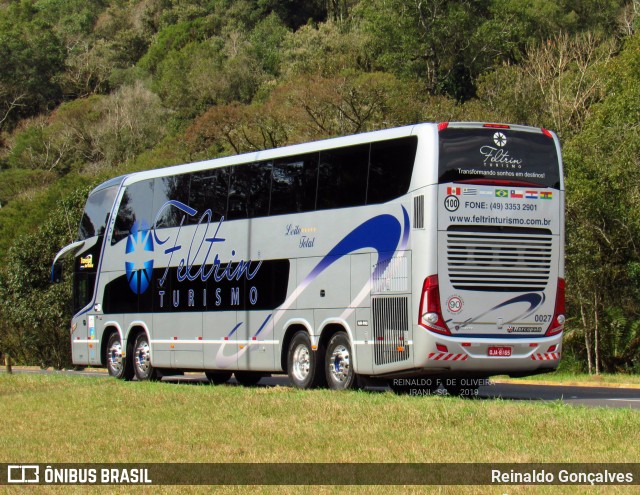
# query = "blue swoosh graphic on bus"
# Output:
<box><xmin>303</xmin><ymin>212</ymin><xmax>404</xmax><ymax>285</ymax></box>
<box><xmin>461</xmin><ymin>292</ymin><xmax>545</xmax><ymax>325</ymax></box>
<box><xmin>215</xmin><ymin>206</ymin><xmax>410</xmax><ymax>368</ymax></box>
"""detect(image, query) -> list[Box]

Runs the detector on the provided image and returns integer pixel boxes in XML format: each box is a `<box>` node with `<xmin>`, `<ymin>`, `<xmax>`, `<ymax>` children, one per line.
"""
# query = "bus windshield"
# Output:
<box><xmin>438</xmin><ymin>126</ymin><xmax>561</xmax><ymax>188</ymax></box>
<box><xmin>79</xmin><ymin>185</ymin><xmax>120</xmax><ymax>240</ymax></box>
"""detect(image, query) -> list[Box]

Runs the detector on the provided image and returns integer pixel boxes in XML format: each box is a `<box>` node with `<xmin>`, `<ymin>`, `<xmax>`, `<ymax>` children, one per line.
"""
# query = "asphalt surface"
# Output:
<box><xmin>4</xmin><ymin>367</ymin><xmax>639</xmax><ymax>409</ymax></box>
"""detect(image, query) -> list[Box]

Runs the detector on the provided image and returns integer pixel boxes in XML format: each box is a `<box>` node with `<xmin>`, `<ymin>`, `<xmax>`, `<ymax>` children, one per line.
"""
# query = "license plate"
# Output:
<box><xmin>488</xmin><ymin>346</ymin><xmax>512</xmax><ymax>357</ymax></box>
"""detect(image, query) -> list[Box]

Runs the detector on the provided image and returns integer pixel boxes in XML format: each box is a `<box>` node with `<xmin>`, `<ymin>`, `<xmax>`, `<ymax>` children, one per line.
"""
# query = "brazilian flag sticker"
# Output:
<box><xmin>495</xmin><ymin>189</ymin><xmax>508</xmax><ymax>198</ymax></box>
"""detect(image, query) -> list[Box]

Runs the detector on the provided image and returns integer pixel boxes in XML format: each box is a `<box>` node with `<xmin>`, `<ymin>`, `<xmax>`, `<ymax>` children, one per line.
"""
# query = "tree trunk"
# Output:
<box><xmin>4</xmin><ymin>353</ymin><xmax>12</xmax><ymax>374</ymax></box>
<box><xmin>579</xmin><ymin>297</ymin><xmax>593</xmax><ymax>374</ymax></box>
<box><xmin>594</xmin><ymin>291</ymin><xmax>600</xmax><ymax>375</ymax></box>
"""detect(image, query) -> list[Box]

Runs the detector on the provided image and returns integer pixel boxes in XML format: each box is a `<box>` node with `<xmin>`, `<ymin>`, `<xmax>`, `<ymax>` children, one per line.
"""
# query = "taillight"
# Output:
<box><xmin>541</xmin><ymin>128</ymin><xmax>553</xmax><ymax>138</ymax></box>
<box><xmin>546</xmin><ymin>278</ymin><xmax>565</xmax><ymax>336</ymax></box>
<box><xmin>483</xmin><ymin>123</ymin><xmax>510</xmax><ymax>129</ymax></box>
<box><xmin>437</xmin><ymin>122</ymin><xmax>449</xmax><ymax>132</ymax></box>
<box><xmin>419</xmin><ymin>275</ymin><xmax>451</xmax><ymax>335</ymax></box>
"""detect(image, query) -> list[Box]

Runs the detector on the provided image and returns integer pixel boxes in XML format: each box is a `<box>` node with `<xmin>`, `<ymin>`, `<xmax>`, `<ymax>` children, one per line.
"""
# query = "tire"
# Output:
<box><xmin>132</xmin><ymin>332</ymin><xmax>160</xmax><ymax>381</ymax></box>
<box><xmin>287</xmin><ymin>331</ymin><xmax>326</xmax><ymax>389</ymax></box>
<box><xmin>325</xmin><ymin>332</ymin><xmax>358</xmax><ymax>390</ymax></box>
<box><xmin>106</xmin><ymin>332</ymin><xmax>134</xmax><ymax>380</ymax></box>
<box><xmin>234</xmin><ymin>371</ymin><xmax>267</xmax><ymax>386</ymax></box>
<box><xmin>205</xmin><ymin>371</ymin><xmax>232</xmax><ymax>385</ymax></box>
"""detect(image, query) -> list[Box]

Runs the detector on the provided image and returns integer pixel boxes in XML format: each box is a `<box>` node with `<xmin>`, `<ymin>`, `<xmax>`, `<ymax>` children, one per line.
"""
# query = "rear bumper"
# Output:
<box><xmin>412</xmin><ymin>330</ymin><xmax>563</xmax><ymax>375</ymax></box>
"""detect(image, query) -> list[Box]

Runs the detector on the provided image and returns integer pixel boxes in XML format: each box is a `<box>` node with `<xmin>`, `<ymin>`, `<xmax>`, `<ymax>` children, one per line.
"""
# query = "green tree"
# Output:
<box><xmin>563</xmin><ymin>31</ymin><xmax>640</xmax><ymax>373</ymax></box>
<box><xmin>280</xmin><ymin>20</ymin><xmax>369</xmax><ymax>78</ymax></box>
<box><xmin>0</xmin><ymin>187</ymin><xmax>89</xmax><ymax>369</ymax></box>
<box><xmin>0</xmin><ymin>3</ymin><xmax>65</xmax><ymax>131</ymax></box>
<box><xmin>476</xmin><ymin>31</ymin><xmax>617</xmax><ymax>139</ymax></box>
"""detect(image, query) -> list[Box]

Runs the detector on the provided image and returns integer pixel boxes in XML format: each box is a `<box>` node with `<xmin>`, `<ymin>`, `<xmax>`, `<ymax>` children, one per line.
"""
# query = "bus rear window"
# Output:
<box><xmin>438</xmin><ymin>128</ymin><xmax>561</xmax><ymax>188</ymax></box>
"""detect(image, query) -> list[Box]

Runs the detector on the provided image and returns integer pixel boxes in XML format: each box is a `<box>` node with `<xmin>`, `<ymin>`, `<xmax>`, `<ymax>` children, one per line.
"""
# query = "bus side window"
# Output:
<box><xmin>153</xmin><ymin>175</ymin><xmax>192</xmax><ymax>229</ymax></box>
<box><xmin>367</xmin><ymin>137</ymin><xmax>417</xmax><ymax>204</ymax></box>
<box><xmin>270</xmin><ymin>153</ymin><xmax>318</xmax><ymax>215</ymax></box>
<box><xmin>228</xmin><ymin>162</ymin><xmax>271</xmax><ymax>220</ymax></box>
<box><xmin>317</xmin><ymin>144</ymin><xmax>369</xmax><ymax>210</ymax></box>
<box><xmin>111</xmin><ymin>180</ymin><xmax>154</xmax><ymax>244</ymax></box>
<box><xmin>190</xmin><ymin>168</ymin><xmax>229</xmax><ymax>223</ymax></box>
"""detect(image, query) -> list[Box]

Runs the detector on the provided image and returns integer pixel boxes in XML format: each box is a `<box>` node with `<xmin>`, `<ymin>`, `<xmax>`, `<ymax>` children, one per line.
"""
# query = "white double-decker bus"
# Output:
<box><xmin>52</xmin><ymin>122</ymin><xmax>564</xmax><ymax>394</ymax></box>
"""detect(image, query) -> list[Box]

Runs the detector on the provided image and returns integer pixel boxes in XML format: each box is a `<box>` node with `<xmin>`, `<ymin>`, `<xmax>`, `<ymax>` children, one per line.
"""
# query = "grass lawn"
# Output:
<box><xmin>494</xmin><ymin>371</ymin><xmax>640</xmax><ymax>387</ymax></box>
<box><xmin>0</xmin><ymin>373</ymin><xmax>638</xmax><ymax>494</ymax></box>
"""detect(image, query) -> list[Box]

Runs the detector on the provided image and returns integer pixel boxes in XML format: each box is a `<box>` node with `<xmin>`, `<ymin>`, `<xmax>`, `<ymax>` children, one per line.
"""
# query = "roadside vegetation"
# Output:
<box><xmin>1</xmin><ymin>0</ymin><xmax>640</xmax><ymax>375</ymax></box>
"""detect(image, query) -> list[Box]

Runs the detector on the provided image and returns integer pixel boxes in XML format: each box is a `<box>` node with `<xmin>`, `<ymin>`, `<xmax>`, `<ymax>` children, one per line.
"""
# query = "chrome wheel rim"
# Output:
<box><xmin>135</xmin><ymin>339</ymin><xmax>151</xmax><ymax>375</ymax></box>
<box><xmin>292</xmin><ymin>344</ymin><xmax>310</xmax><ymax>381</ymax></box>
<box><xmin>108</xmin><ymin>339</ymin><xmax>124</xmax><ymax>375</ymax></box>
<box><xmin>329</xmin><ymin>344</ymin><xmax>350</xmax><ymax>383</ymax></box>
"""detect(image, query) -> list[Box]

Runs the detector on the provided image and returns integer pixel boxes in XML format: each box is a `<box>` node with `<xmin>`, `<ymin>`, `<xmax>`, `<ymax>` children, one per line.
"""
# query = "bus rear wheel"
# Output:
<box><xmin>106</xmin><ymin>332</ymin><xmax>133</xmax><ymax>380</ymax></box>
<box><xmin>206</xmin><ymin>371</ymin><xmax>232</xmax><ymax>385</ymax></box>
<box><xmin>325</xmin><ymin>332</ymin><xmax>358</xmax><ymax>390</ymax></box>
<box><xmin>287</xmin><ymin>331</ymin><xmax>325</xmax><ymax>389</ymax></box>
<box><xmin>132</xmin><ymin>333</ymin><xmax>159</xmax><ymax>381</ymax></box>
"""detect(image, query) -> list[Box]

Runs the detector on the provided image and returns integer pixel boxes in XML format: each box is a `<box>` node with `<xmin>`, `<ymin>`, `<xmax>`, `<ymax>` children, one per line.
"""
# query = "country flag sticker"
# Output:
<box><xmin>525</xmin><ymin>191</ymin><xmax>539</xmax><ymax>199</ymax></box>
<box><xmin>540</xmin><ymin>191</ymin><xmax>553</xmax><ymax>200</ymax></box>
<box><xmin>447</xmin><ymin>186</ymin><xmax>461</xmax><ymax>195</ymax></box>
<box><xmin>510</xmin><ymin>190</ymin><xmax>524</xmax><ymax>199</ymax></box>
<box><xmin>495</xmin><ymin>189</ymin><xmax>508</xmax><ymax>198</ymax></box>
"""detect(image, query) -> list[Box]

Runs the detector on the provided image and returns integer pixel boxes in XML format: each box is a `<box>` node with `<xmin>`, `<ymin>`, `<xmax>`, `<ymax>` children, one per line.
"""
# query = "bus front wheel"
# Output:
<box><xmin>106</xmin><ymin>332</ymin><xmax>133</xmax><ymax>380</ymax></box>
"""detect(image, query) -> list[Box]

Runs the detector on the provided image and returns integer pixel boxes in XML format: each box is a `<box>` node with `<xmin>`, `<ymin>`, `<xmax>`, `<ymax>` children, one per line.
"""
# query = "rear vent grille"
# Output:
<box><xmin>447</xmin><ymin>227</ymin><xmax>553</xmax><ymax>292</ymax></box>
<box><xmin>372</xmin><ymin>297</ymin><xmax>410</xmax><ymax>365</ymax></box>
<box><xmin>414</xmin><ymin>195</ymin><xmax>424</xmax><ymax>229</ymax></box>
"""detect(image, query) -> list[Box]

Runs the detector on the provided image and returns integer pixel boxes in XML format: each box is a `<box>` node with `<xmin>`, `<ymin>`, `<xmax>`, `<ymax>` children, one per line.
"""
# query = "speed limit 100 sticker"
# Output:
<box><xmin>447</xmin><ymin>295</ymin><xmax>463</xmax><ymax>313</ymax></box>
<box><xmin>444</xmin><ymin>195</ymin><xmax>460</xmax><ymax>212</ymax></box>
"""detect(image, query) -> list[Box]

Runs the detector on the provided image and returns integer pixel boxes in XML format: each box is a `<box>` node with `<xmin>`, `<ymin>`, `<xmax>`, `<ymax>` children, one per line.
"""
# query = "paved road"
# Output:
<box><xmin>480</xmin><ymin>382</ymin><xmax>640</xmax><ymax>409</ymax></box>
<box><xmin>4</xmin><ymin>367</ymin><xmax>639</xmax><ymax>409</ymax></box>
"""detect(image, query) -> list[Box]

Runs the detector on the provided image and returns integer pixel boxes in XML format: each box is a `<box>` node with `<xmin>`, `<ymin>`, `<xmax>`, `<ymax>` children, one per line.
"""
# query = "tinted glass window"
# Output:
<box><xmin>317</xmin><ymin>144</ymin><xmax>369</xmax><ymax>210</ymax></box>
<box><xmin>228</xmin><ymin>162</ymin><xmax>272</xmax><ymax>220</ymax></box>
<box><xmin>270</xmin><ymin>153</ymin><xmax>318</xmax><ymax>215</ymax></box>
<box><xmin>439</xmin><ymin>128</ymin><xmax>561</xmax><ymax>188</ymax></box>
<box><xmin>367</xmin><ymin>137</ymin><xmax>417</xmax><ymax>204</ymax></box>
<box><xmin>72</xmin><ymin>239</ymin><xmax>101</xmax><ymax>312</ymax></box>
<box><xmin>73</xmin><ymin>272</ymin><xmax>97</xmax><ymax>313</ymax></box>
<box><xmin>79</xmin><ymin>185</ymin><xmax>119</xmax><ymax>240</ymax></box>
<box><xmin>111</xmin><ymin>180</ymin><xmax>154</xmax><ymax>244</ymax></box>
<box><xmin>153</xmin><ymin>175</ymin><xmax>192</xmax><ymax>229</ymax></box>
<box><xmin>189</xmin><ymin>168</ymin><xmax>229</xmax><ymax>223</ymax></box>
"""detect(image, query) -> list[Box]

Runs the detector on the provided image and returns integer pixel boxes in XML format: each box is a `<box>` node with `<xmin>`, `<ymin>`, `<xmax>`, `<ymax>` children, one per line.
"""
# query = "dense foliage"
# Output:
<box><xmin>0</xmin><ymin>0</ymin><xmax>639</xmax><ymax>372</ymax></box>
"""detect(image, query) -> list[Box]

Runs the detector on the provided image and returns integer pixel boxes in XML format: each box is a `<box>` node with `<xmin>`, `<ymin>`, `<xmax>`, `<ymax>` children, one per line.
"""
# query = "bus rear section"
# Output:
<box><xmin>414</xmin><ymin>123</ymin><xmax>565</xmax><ymax>381</ymax></box>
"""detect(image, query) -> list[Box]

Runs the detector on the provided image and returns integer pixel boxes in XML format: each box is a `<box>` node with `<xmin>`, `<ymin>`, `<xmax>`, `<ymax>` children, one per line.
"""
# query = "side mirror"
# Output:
<box><xmin>51</xmin><ymin>262</ymin><xmax>63</xmax><ymax>283</ymax></box>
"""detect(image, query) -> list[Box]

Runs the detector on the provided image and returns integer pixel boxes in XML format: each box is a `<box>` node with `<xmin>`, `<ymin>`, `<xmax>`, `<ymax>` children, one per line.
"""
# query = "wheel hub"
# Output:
<box><xmin>109</xmin><ymin>341</ymin><xmax>123</xmax><ymax>373</ymax></box>
<box><xmin>329</xmin><ymin>345</ymin><xmax>350</xmax><ymax>383</ymax></box>
<box><xmin>135</xmin><ymin>340</ymin><xmax>151</xmax><ymax>373</ymax></box>
<box><xmin>292</xmin><ymin>344</ymin><xmax>310</xmax><ymax>381</ymax></box>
